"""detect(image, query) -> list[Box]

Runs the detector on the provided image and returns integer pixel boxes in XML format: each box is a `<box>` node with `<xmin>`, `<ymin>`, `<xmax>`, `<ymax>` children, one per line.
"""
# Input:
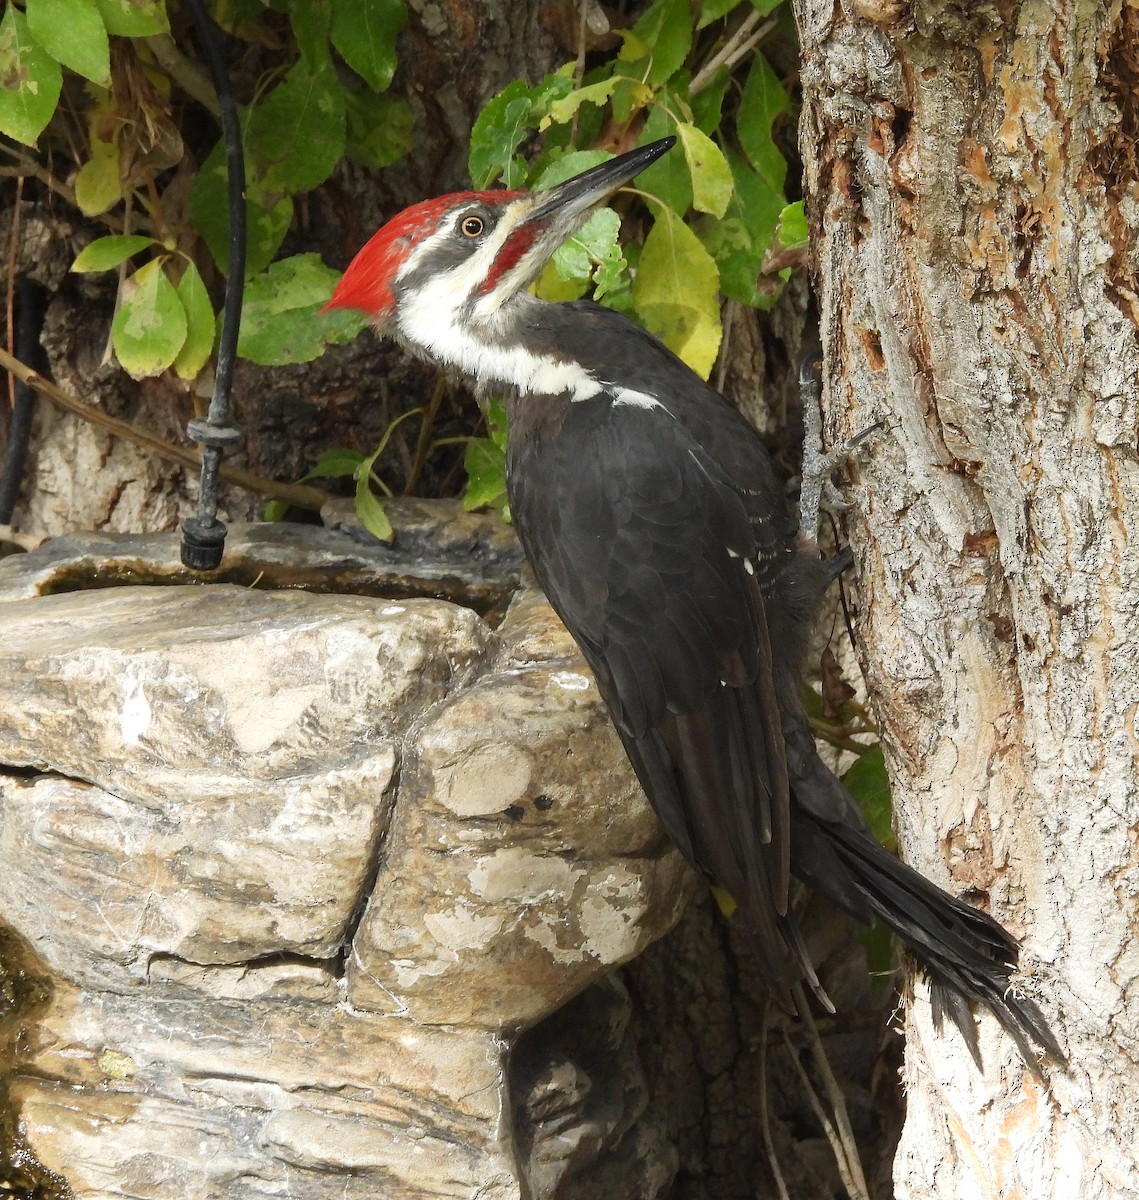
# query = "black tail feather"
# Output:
<box><xmin>791</xmin><ymin>806</ymin><xmax>1063</xmax><ymax>1072</ymax></box>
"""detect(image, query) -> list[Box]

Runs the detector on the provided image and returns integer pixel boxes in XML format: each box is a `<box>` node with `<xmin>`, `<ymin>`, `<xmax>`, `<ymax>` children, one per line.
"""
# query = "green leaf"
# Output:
<box><xmin>463</xmin><ymin>439</ymin><xmax>508</xmax><ymax>512</ymax></box>
<box><xmin>345</xmin><ymin>89</ymin><xmax>413</xmax><ymax>168</ymax></box>
<box><xmin>609</xmin><ymin>73</ymin><xmax>654</xmax><ymax>125</ymax></box>
<box><xmin>284</xmin><ymin>0</ymin><xmax>331</xmax><ymax>71</ymax></box>
<box><xmin>236</xmin><ymin>253</ymin><xmax>345</xmax><ymax>365</ymax></box>
<box><xmin>111</xmin><ymin>259</ymin><xmax>188</xmax><ymax>378</ymax></box>
<box><xmin>331</xmin><ymin>0</ymin><xmax>406</xmax><ymax>92</ymax></box>
<box><xmin>463</xmin><ymin>399</ymin><xmax>509</xmax><ymax>512</ymax></box>
<box><xmin>636</xmin><ymin>106</ymin><xmax>690</xmax><ymax>215</ymax></box>
<box><xmin>632</xmin><ymin>207</ymin><xmax>721</xmax><ymax>378</ymax></box>
<box><xmin>300</xmin><ymin>447</ymin><xmax>366</xmax><ymax>480</ymax></box>
<box><xmin>27</xmin><ymin>0</ymin><xmax>109</xmax><ymax>84</ymax></box>
<box><xmin>711</xmin><ymin>885</ymin><xmax>737</xmax><ymax>918</ymax></box>
<box><xmin>245</xmin><ymin>191</ymin><xmax>295</xmax><ymax>277</ymax></box>
<box><xmin>737</xmin><ymin>50</ymin><xmax>789</xmax><ymax>190</ymax></box>
<box><xmin>486</xmin><ymin>397</ymin><xmax>508</xmax><ymax>450</ymax></box>
<box><xmin>321</xmin><ymin>305</ymin><xmax>370</xmax><ymax>345</ymax></box>
<box><xmin>532</xmin><ymin>149</ymin><xmax>611</xmax><ymax>191</ymax></box>
<box><xmin>72</xmin><ymin>234</ymin><xmax>155</xmax><ymax>273</ymax></box>
<box><xmin>541</xmin><ymin>77</ymin><xmax>623</xmax><ymax>130</ymax></box>
<box><xmin>775</xmin><ymin>199</ymin><xmax>808</xmax><ymax>249</ymax></box>
<box><xmin>468</xmin><ymin>80</ymin><xmax>536</xmax><ymax>188</ymax></box>
<box><xmin>554</xmin><ymin>207</ymin><xmax>621</xmax><ymax>280</ymax></box>
<box><xmin>697</xmin><ymin>147</ymin><xmax>783</xmax><ymax>306</ymax></box>
<box><xmin>469</xmin><ymin>72</ymin><xmax>576</xmax><ymax>187</ymax></box>
<box><xmin>73</xmin><ymin>139</ymin><xmax>122</xmax><ymax>216</ymax></box>
<box><xmin>631</xmin><ymin>0</ymin><xmax>692</xmax><ymax>85</ymax></box>
<box><xmin>676</xmin><ymin>122</ymin><xmax>732</xmax><ymax>218</ymax></box>
<box><xmin>842</xmin><ymin>744</ymin><xmax>894</xmax><ymax>850</ymax></box>
<box><xmin>172</xmin><ymin>260</ymin><xmax>215</xmax><ymax>381</ymax></box>
<box><xmin>592</xmin><ymin>242</ymin><xmax>630</xmax><ymax>302</ymax></box>
<box><xmin>246</xmin><ymin>58</ymin><xmax>346</xmax><ymax>194</ymax></box>
<box><xmin>690</xmin><ymin>66</ymin><xmax>729</xmax><ymax>135</ymax></box>
<box><xmin>0</xmin><ymin>8</ymin><xmax>63</xmax><ymax>147</ymax></box>
<box><xmin>263</xmin><ymin>498</ymin><xmax>289</xmax><ymax>522</ymax></box>
<box><xmin>93</xmin><ymin>0</ymin><xmax>168</xmax><ymax>36</ymax></box>
<box><xmin>696</xmin><ymin>0</ymin><xmax>742</xmax><ymax>28</ymax></box>
<box><xmin>355</xmin><ymin>452</ymin><xmax>394</xmax><ymax>542</ymax></box>
<box><xmin>537</xmin><ymin>207</ymin><xmax>624</xmax><ymax>302</ymax></box>
<box><xmin>190</xmin><ymin>138</ymin><xmax>294</xmax><ymax>276</ymax></box>
<box><xmin>616</xmin><ymin>29</ymin><xmax>649</xmax><ymax>62</ymax></box>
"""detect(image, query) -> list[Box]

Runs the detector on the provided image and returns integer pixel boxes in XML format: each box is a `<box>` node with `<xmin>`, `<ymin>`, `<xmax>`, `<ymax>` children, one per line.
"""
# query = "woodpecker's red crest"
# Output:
<box><xmin>323</xmin><ymin>190</ymin><xmax>521</xmax><ymax>322</ymax></box>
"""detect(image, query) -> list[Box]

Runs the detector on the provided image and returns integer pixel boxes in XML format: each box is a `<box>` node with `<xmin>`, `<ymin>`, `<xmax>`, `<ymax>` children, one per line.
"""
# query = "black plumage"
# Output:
<box><xmin>324</xmin><ymin>136</ymin><xmax>1060</xmax><ymax>1070</ymax></box>
<box><xmin>506</xmin><ymin>301</ymin><xmax>1060</xmax><ymax>1066</ymax></box>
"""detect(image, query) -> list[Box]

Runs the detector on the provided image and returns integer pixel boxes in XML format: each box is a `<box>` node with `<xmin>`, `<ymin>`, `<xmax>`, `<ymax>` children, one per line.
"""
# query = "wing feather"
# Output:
<box><xmin>507</xmin><ymin>392</ymin><xmax>804</xmax><ymax>992</ymax></box>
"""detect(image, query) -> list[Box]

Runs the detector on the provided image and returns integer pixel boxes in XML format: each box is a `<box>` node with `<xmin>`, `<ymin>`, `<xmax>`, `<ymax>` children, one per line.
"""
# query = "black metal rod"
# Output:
<box><xmin>181</xmin><ymin>0</ymin><xmax>247</xmax><ymax>571</ymax></box>
<box><xmin>0</xmin><ymin>279</ymin><xmax>48</xmax><ymax>527</ymax></box>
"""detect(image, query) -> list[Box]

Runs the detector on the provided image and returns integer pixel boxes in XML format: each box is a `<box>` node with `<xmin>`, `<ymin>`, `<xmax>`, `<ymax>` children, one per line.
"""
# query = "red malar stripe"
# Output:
<box><xmin>478</xmin><ymin>224</ymin><xmax>539</xmax><ymax>296</ymax></box>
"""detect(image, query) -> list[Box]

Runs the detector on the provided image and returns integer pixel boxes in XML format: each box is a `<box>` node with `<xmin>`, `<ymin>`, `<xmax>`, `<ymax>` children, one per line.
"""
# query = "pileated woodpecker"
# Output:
<box><xmin>325</xmin><ymin>138</ymin><xmax>1058</xmax><ymax>1067</ymax></box>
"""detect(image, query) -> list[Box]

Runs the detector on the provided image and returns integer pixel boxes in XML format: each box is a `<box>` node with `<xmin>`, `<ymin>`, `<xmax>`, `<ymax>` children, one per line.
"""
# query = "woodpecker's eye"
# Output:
<box><xmin>460</xmin><ymin>215</ymin><xmax>485</xmax><ymax>238</ymax></box>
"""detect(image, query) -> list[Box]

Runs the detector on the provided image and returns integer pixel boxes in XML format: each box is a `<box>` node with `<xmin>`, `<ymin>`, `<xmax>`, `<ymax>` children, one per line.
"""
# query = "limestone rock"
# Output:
<box><xmin>347</xmin><ymin>653</ymin><xmax>690</xmax><ymax>1027</ymax></box>
<box><xmin>13</xmin><ymin>977</ymin><xmax>522</xmax><ymax>1199</ymax></box>
<box><xmin>0</xmin><ymin>500</ymin><xmax>523</xmax><ymax>615</ymax></box>
<box><xmin>0</xmin><ymin>586</ymin><xmax>489</xmax><ymax>993</ymax></box>
<box><xmin>0</xmin><ymin>547</ymin><xmax>686</xmax><ymax>1199</ymax></box>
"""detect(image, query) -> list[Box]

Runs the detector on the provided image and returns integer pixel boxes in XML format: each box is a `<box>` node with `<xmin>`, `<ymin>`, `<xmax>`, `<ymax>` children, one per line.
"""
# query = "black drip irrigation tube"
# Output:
<box><xmin>0</xmin><ymin>279</ymin><xmax>48</xmax><ymax>527</ymax></box>
<box><xmin>180</xmin><ymin>0</ymin><xmax>247</xmax><ymax>571</ymax></box>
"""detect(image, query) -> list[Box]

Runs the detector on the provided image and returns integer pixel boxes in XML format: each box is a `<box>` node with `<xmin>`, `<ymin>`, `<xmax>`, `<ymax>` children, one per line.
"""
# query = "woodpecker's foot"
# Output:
<box><xmin>797</xmin><ymin>352</ymin><xmax>880</xmax><ymax>542</ymax></box>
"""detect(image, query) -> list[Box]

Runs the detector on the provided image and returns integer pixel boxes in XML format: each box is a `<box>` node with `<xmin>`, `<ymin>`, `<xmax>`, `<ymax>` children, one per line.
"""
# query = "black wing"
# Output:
<box><xmin>506</xmin><ymin>389</ymin><xmax>815</xmax><ymax>1002</ymax></box>
<box><xmin>504</xmin><ymin>304</ymin><xmax>1059</xmax><ymax>1064</ymax></box>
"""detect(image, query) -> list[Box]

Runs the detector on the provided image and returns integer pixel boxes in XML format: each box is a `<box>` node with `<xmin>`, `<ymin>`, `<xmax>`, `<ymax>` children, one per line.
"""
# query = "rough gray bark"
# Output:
<box><xmin>794</xmin><ymin>0</ymin><xmax>1139</xmax><ymax>1194</ymax></box>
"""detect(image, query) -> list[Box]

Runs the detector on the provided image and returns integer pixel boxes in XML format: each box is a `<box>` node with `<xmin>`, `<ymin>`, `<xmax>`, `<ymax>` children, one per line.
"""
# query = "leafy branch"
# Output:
<box><xmin>0</xmin><ymin>0</ymin><xmax>410</xmax><ymax>381</ymax></box>
<box><xmin>458</xmin><ymin>0</ymin><xmax>802</xmax><ymax>514</ymax></box>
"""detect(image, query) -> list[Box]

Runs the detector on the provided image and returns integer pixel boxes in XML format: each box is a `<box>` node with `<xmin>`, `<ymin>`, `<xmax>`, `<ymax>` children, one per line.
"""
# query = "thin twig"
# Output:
<box><xmin>809</xmin><ymin>721</ymin><xmax>879</xmax><ymax>756</ymax></box>
<box><xmin>403</xmin><ymin>375</ymin><xmax>446</xmax><ymax>495</ymax></box>
<box><xmin>0</xmin><ymin>153</ymin><xmax>132</xmax><ymax>234</ymax></box>
<box><xmin>786</xmin><ymin>985</ymin><xmax>871</xmax><ymax>1200</ymax></box>
<box><xmin>780</xmin><ymin>1025</ymin><xmax>867</xmax><ymax>1200</ymax></box>
<box><xmin>366</xmin><ymin>405</ymin><xmax>423</xmax><ymax>487</ymax></box>
<box><xmin>691</xmin><ymin>10</ymin><xmax>779</xmax><ymax>95</ymax></box>
<box><xmin>0</xmin><ymin>346</ymin><xmax>330</xmax><ymax>511</ymax></box>
<box><xmin>5</xmin><ymin>174</ymin><xmax>22</xmax><ymax>408</ymax></box>
<box><xmin>714</xmin><ymin>298</ymin><xmax>736</xmax><ymax>395</ymax></box>
<box><xmin>757</xmin><ymin>999</ymin><xmax>792</xmax><ymax>1200</ymax></box>
<box><xmin>145</xmin><ymin>33</ymin><xmax>220</xmax><ymax>116</ymax></box>
<box><xmin>570</xmin><ymin>0</ymin><xmax>590</xmax><ymax>144</ymax></box>
<box><xmin>796</xmin><ymin>984</ymin><xmax>868</xmax><ymax>1200</ymax></box>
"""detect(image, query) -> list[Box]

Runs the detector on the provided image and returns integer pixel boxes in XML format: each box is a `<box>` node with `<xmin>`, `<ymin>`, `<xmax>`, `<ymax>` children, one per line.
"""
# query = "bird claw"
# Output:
<box><xmin>797</xmin><ymin>352</ymin><xmax>880</xmax><ymax>542</ymax></box>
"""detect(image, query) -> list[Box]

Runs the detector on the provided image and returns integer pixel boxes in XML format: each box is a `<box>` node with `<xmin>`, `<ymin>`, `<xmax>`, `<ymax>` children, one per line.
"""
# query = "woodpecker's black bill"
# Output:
<box><xmin>525</xmin><ymin>137</ymin><xmax>676</xmax><ymax>225</ymax></box>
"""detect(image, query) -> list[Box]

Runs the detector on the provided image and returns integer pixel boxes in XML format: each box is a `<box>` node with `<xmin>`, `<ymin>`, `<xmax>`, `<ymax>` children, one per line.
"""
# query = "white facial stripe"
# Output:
<box><xmin>398</xmin><ymin>278</ymin><xmax>599</xmax><ymax>399</ymax></box>
<box><xmin>390</xmin><ymin>198</ymin><xmax>609</xmax><ymax>400</ymax></box>
<box><xmin>391</xmin><ymin>199</ymin><xmax>604</xmax><ymax>398</ymax></box>
<box><xmin>469</xmin><ymin>224</ymin><xmax>566</xmax><ymax>326</ymax></box>
<box><xmin>396</xmin><ymin>204</ymin><xmax>516</xmax><ymax>299</ymax></box>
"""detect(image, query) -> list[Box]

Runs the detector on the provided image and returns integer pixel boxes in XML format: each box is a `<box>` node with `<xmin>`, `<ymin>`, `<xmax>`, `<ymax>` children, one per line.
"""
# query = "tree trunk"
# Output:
<box><xmin>793</xmin><ymin>0</ymin><xmax>1139</xmax><ymax>1195</ymax></box>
